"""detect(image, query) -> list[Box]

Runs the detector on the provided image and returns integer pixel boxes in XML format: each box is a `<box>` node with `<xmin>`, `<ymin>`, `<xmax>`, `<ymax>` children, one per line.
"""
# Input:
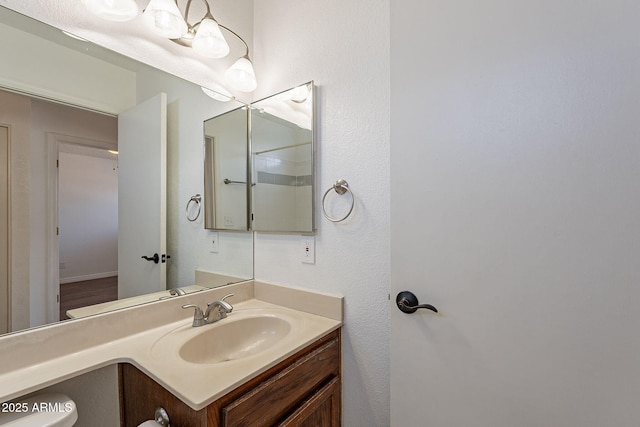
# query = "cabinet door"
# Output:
<box><xmin>220</xmin><ymin>337</ymin><xmax>339</xmax><ymax>427</ymax></box>
<box><xmin>278</xmin><ymin>377</ymin><xmax>340</xmax><ymax>427</ymax></box>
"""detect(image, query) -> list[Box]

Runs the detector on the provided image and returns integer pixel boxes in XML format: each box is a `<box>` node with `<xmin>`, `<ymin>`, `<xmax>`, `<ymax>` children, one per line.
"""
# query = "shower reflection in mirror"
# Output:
<box><xmin>204</xmin><ymin>82</ymin><xmax>316</xmax><ymax>234</ymax></box>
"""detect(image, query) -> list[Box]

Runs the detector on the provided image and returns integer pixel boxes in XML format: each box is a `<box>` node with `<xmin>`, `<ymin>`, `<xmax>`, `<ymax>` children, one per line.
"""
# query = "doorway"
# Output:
<box><xmin>57</xmin><ymin>144</ymin><xmax>118</xmax><ymax>320</ymax></box>
<box><xmin>46</xmin><ymin>134</ymin><xmax>118</xmax><ymax>321</ymax></box>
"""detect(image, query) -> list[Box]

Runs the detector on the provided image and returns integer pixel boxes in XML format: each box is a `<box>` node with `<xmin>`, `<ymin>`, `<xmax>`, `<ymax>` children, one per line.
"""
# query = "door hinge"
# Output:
<box><xmin>56</xmin><ymin>159</ymin><xmax>59</xmax><ymax>168</ymax></box>
<box><xmin>56</xmin><ymin>227</ymin><xmax>59</xmax><ymax>236</ymax></box>
<box><xmin>57</xmin><ymin>294</ymin><xmax>60</xmax><ymax>303</ymax></box>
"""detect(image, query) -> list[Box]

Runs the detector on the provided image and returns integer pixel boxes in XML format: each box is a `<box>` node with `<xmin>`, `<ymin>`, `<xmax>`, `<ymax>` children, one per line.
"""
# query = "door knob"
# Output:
<box><xmin>141</xmin><ymin>253</ymin><xmax>160</xmax><ymax>264</ymax></box>
<box><xmin>396</xmin><ymin>291</ymin><xmax>438</xmax><ymax>314</ymax></box>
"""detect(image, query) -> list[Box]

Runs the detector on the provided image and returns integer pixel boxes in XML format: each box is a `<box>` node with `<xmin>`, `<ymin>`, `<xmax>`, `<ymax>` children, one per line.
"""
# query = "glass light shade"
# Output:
<box><xmin>192</xmin><ymin>18</ymin><xmax>230</xmax><ymax>59</ymax></box>
<box><xmin>225</xmin><ymin>56</ymin><xmax>258</xmax><ymax>92</ymax></box>
<box><xmin>82</xmin><ymin>0</ymin><xmax>139</xmax><ymax>22</ymax></box>
<box><xmin>142</xmin><ymin>0</ymin><xmax>187</xmax><ymax>39</ymax></box>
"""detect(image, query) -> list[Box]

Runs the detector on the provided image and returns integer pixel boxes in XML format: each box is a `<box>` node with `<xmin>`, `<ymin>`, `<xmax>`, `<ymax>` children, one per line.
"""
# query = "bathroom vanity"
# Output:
<box><xmin>120</xmin><ymin>329</ymin><xmax>340</xmax><ymax>426</ymax></box>
<box><xmin>0</xmin><ymin>281</ymin><xmax>342</xmax><ymax>426</ymax></box>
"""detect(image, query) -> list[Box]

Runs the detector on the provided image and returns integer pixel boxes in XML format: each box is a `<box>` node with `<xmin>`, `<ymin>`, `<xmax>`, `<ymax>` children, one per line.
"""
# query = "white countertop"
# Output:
<box><xmin>0</xmin><ymin>281</ymin><xmax>343</xmax><ymax>410</ymax></box>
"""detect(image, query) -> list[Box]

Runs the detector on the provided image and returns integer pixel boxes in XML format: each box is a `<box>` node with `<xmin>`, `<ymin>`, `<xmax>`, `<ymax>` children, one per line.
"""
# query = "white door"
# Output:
<box><xmin>390</xmin><ymin>1</ymin><xmax>640</xmax><ymax>426</ymax></box>
<box><xmin>118</xmin><ymin>93</ymin><xmax>167</xmax><ymax>299</ymax></box>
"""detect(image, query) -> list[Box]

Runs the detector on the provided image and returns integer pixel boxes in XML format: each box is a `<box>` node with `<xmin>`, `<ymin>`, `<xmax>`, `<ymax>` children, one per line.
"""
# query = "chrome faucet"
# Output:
<box><xmin>182</xmin><ymin>294</ymin><xmax>234</xmax><ymax>327</ymax></box>
<box><xmin>169</xmin><ymin>287</ymin><xmax>187</xmax><ymax>296</ymax></box>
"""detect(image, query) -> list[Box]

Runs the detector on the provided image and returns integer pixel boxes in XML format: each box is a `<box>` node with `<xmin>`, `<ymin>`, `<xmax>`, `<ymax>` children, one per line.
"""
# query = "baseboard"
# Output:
<box><xmin>59</xmin><ymin>271</ymin><xmax>118</xmax><ymax>284</ymax></box>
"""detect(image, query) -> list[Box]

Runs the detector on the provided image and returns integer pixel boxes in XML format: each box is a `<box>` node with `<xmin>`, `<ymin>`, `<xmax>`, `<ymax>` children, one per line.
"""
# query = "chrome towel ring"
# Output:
<box><xmin>186</xmin><ymin>194</ymin><xmax>202</xmax><ymax>222</ymax></box>
<box><xmin>322</xmin><ymin>179</ymin><xmax>354</xmax><ymax>222</ymax></box>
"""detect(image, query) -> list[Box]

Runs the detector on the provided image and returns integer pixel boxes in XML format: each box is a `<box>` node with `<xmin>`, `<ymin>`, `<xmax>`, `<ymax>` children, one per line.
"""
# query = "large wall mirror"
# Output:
<box><xmin>0</xmin><ymin>6</ymin><xmax>254</xmax><ymax>336</ymax></box>
<box><xmin>204</xmin><ymin>82</ymin><xmax>316</xmax><ymax>233</ymax></box>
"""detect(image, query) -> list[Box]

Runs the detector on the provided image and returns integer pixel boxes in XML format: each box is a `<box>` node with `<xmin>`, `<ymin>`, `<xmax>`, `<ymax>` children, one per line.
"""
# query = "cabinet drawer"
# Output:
<box><xmin>278</xmin><ymin>377</ymin><xmax>340</xmax><ymax>427</ymax></box>
<box><xmin>222</xmin><ymin>337</ymin><xmax>339</xmax><ymax>427</ymax></box>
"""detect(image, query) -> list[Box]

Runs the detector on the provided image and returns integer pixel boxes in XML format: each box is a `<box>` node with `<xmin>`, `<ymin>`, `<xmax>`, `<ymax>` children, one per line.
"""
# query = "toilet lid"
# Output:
<box><xmin>0</xmin><ymin>393</ymin><xmax>77</xmax><ymax>427</ymax></box>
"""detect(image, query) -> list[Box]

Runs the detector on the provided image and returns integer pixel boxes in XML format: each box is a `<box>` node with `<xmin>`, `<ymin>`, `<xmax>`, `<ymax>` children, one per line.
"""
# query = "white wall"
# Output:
<box><xmin>0</xmin><ymin>22</ymin><xmax>136</xmax><ymax>114</ymax></box>
<box><xmin>252</xmin><ymin>1</ymin><xmax>390</xmax><ymax>425</ymax></box>
<box><xmin>58</xmin><ymin>151</ymin><xmax>118</xmax><ymax>282</ymax></box>
<box><xmin>36</xmin><ymin>365</ymin><xmax>119</xmax><ymax>427</ymax></box>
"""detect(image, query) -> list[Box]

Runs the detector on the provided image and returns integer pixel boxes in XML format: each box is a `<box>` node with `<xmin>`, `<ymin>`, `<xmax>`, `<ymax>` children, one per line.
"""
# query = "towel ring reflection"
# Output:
<box><xmin>186</xmin><ymin>194</ymin><xmax>201</xmax><ymax>222</ymax></box>
<box><xmin>322</xmin><ymin>179</ymin><xmax>354</xmax><ymax>222</ymax></box>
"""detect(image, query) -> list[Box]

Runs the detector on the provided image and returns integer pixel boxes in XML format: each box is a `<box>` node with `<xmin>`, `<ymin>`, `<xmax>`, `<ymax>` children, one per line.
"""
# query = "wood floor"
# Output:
<box><xmin>59</xmin><ymin>276</ymin><xmax>118</xmax><ymax>320</ymax></box>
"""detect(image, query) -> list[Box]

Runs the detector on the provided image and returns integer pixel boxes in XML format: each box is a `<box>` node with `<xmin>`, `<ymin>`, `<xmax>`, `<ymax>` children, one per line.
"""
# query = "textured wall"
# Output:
<box><xmin>252</xmin><ymin>1</ymin><xmax>391</xmax><ymax>425</ymax></box>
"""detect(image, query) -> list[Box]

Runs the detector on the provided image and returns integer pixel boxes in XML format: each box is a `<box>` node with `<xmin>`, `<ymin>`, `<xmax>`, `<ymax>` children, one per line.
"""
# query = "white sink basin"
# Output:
<box><xmin>150</xmin><ymin>308</ymin><xmax>301</xmax><ymax>365</ymax></box>
<box><xmin>179</xmin><ymin>316</ymin><xmax>291</xmax><ymax>364</ymax></box>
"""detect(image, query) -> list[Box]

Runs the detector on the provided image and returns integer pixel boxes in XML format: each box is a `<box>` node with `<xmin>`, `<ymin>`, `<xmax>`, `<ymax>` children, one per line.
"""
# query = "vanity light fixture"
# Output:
<box><xmin>142</xmin><ymin>0</ymin><xmax>257</xmax><ymax>92</ymax></box>
<box><xmin>83</xmin><ymin>0</ymin><xmax>258</xmax><ymax>92</ymax></box>
<box><xmin>224</xmin><ymin>55</ymin><xmax>257</xmax><ymax>92</ymax></box>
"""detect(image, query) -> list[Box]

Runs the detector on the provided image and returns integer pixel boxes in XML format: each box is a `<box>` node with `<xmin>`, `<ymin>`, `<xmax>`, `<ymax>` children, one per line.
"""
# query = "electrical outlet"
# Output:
<box><xmin>59</xmin><ymin>262</ymin><xmax>66</xmax><ymax>270</ymax></box>
<box><xmin>301</xmin><ymin>236</ymin><xmax>315</xmax><ymax>264</ymax></box>
<box><xmin>210</xmin><ymin>232</ymin><xmax>219</xmax><ymax>253</ymax></box>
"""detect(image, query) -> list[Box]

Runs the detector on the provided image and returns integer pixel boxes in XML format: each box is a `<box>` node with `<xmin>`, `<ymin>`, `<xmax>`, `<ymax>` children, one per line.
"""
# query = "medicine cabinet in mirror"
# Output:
<box><xmin>204</xmin><ymin>107</ymin><xmax>250</xmax><ymax>231</ymax></box>
<box><xmin>203</xmin><ymin>82</ymin><xmax>316</xmax><ymax>233</ymax></box>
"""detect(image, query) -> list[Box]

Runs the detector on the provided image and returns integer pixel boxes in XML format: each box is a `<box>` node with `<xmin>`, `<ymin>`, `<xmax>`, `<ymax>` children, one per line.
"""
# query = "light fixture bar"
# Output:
<box><xmin>87</xmin><ymin>0</ymin><xmax>258</xmax><ymax>92</ymax></box>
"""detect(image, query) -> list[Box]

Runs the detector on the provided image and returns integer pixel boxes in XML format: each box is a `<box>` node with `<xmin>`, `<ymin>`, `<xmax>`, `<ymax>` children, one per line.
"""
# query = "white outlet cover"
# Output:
<box><xmin>301</xmin><ymin>235</ymin><xmax>315</xmax><ymax>264</ymax></box>
<box><xmin>210</xmin><ymin>232</ymin><xmax>219</xmax><ymax>253</ymax></box>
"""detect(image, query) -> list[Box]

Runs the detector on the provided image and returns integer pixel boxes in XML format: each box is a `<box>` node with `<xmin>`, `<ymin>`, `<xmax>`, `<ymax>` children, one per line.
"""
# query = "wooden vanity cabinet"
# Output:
<box><xmin>119</xmin><ymin>329</ymin><xmax>341</xmax><ymax>427</ymax></box>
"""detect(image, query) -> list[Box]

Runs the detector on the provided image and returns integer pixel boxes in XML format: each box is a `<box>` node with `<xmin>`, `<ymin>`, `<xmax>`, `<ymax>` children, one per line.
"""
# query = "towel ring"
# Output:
<box><xmin>322</xmin><ymin>179</ymin><xmax>354</xmax><ymax>222</ymax></box>
<box><xmin>186</xmin><ymin>194</ymin><xmax>201</xmax><ymax>222</ymax></box>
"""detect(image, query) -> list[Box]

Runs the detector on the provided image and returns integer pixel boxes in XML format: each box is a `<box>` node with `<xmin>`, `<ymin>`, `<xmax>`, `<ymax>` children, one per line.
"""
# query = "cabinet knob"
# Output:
<box><xmin>154</xmin><ymin>407</ymin><xmax>170</xmax><ymax>427</ymax></box>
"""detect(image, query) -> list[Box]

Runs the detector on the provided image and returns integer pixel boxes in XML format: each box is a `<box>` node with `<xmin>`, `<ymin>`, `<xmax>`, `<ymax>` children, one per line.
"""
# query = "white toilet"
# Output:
<box><xmin>0</xmin><ymin>393</ymin><xmax>77</xmax><ymax>426</ymax></box>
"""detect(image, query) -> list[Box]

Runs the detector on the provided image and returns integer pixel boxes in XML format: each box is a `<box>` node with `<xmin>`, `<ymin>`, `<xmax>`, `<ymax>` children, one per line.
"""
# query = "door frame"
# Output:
<box><xmin>0</xmin><ymin>124</ymin><xmax>10</xmax><ymax>333</ymax></box>
<box><xmin>45</xmin><ymin>132</ymin><xmax>117</xmax><ymax>323</ymax></box>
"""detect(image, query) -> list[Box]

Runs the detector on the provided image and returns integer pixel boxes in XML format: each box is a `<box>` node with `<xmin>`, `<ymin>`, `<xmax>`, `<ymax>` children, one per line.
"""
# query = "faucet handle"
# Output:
<box><xmin>182</xmin><ymin>304</ymin><xmax>206</xmax><ymax>326</ymax></box>
<box><xmin>207</xmin><ymin>294</ymin><xmax>234</xmax><ymax>307</ymax></box>
<box><xmin>206</xmin><ymin>294</ymin><xmax>234</xmax><ymax>318</ymax></box>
